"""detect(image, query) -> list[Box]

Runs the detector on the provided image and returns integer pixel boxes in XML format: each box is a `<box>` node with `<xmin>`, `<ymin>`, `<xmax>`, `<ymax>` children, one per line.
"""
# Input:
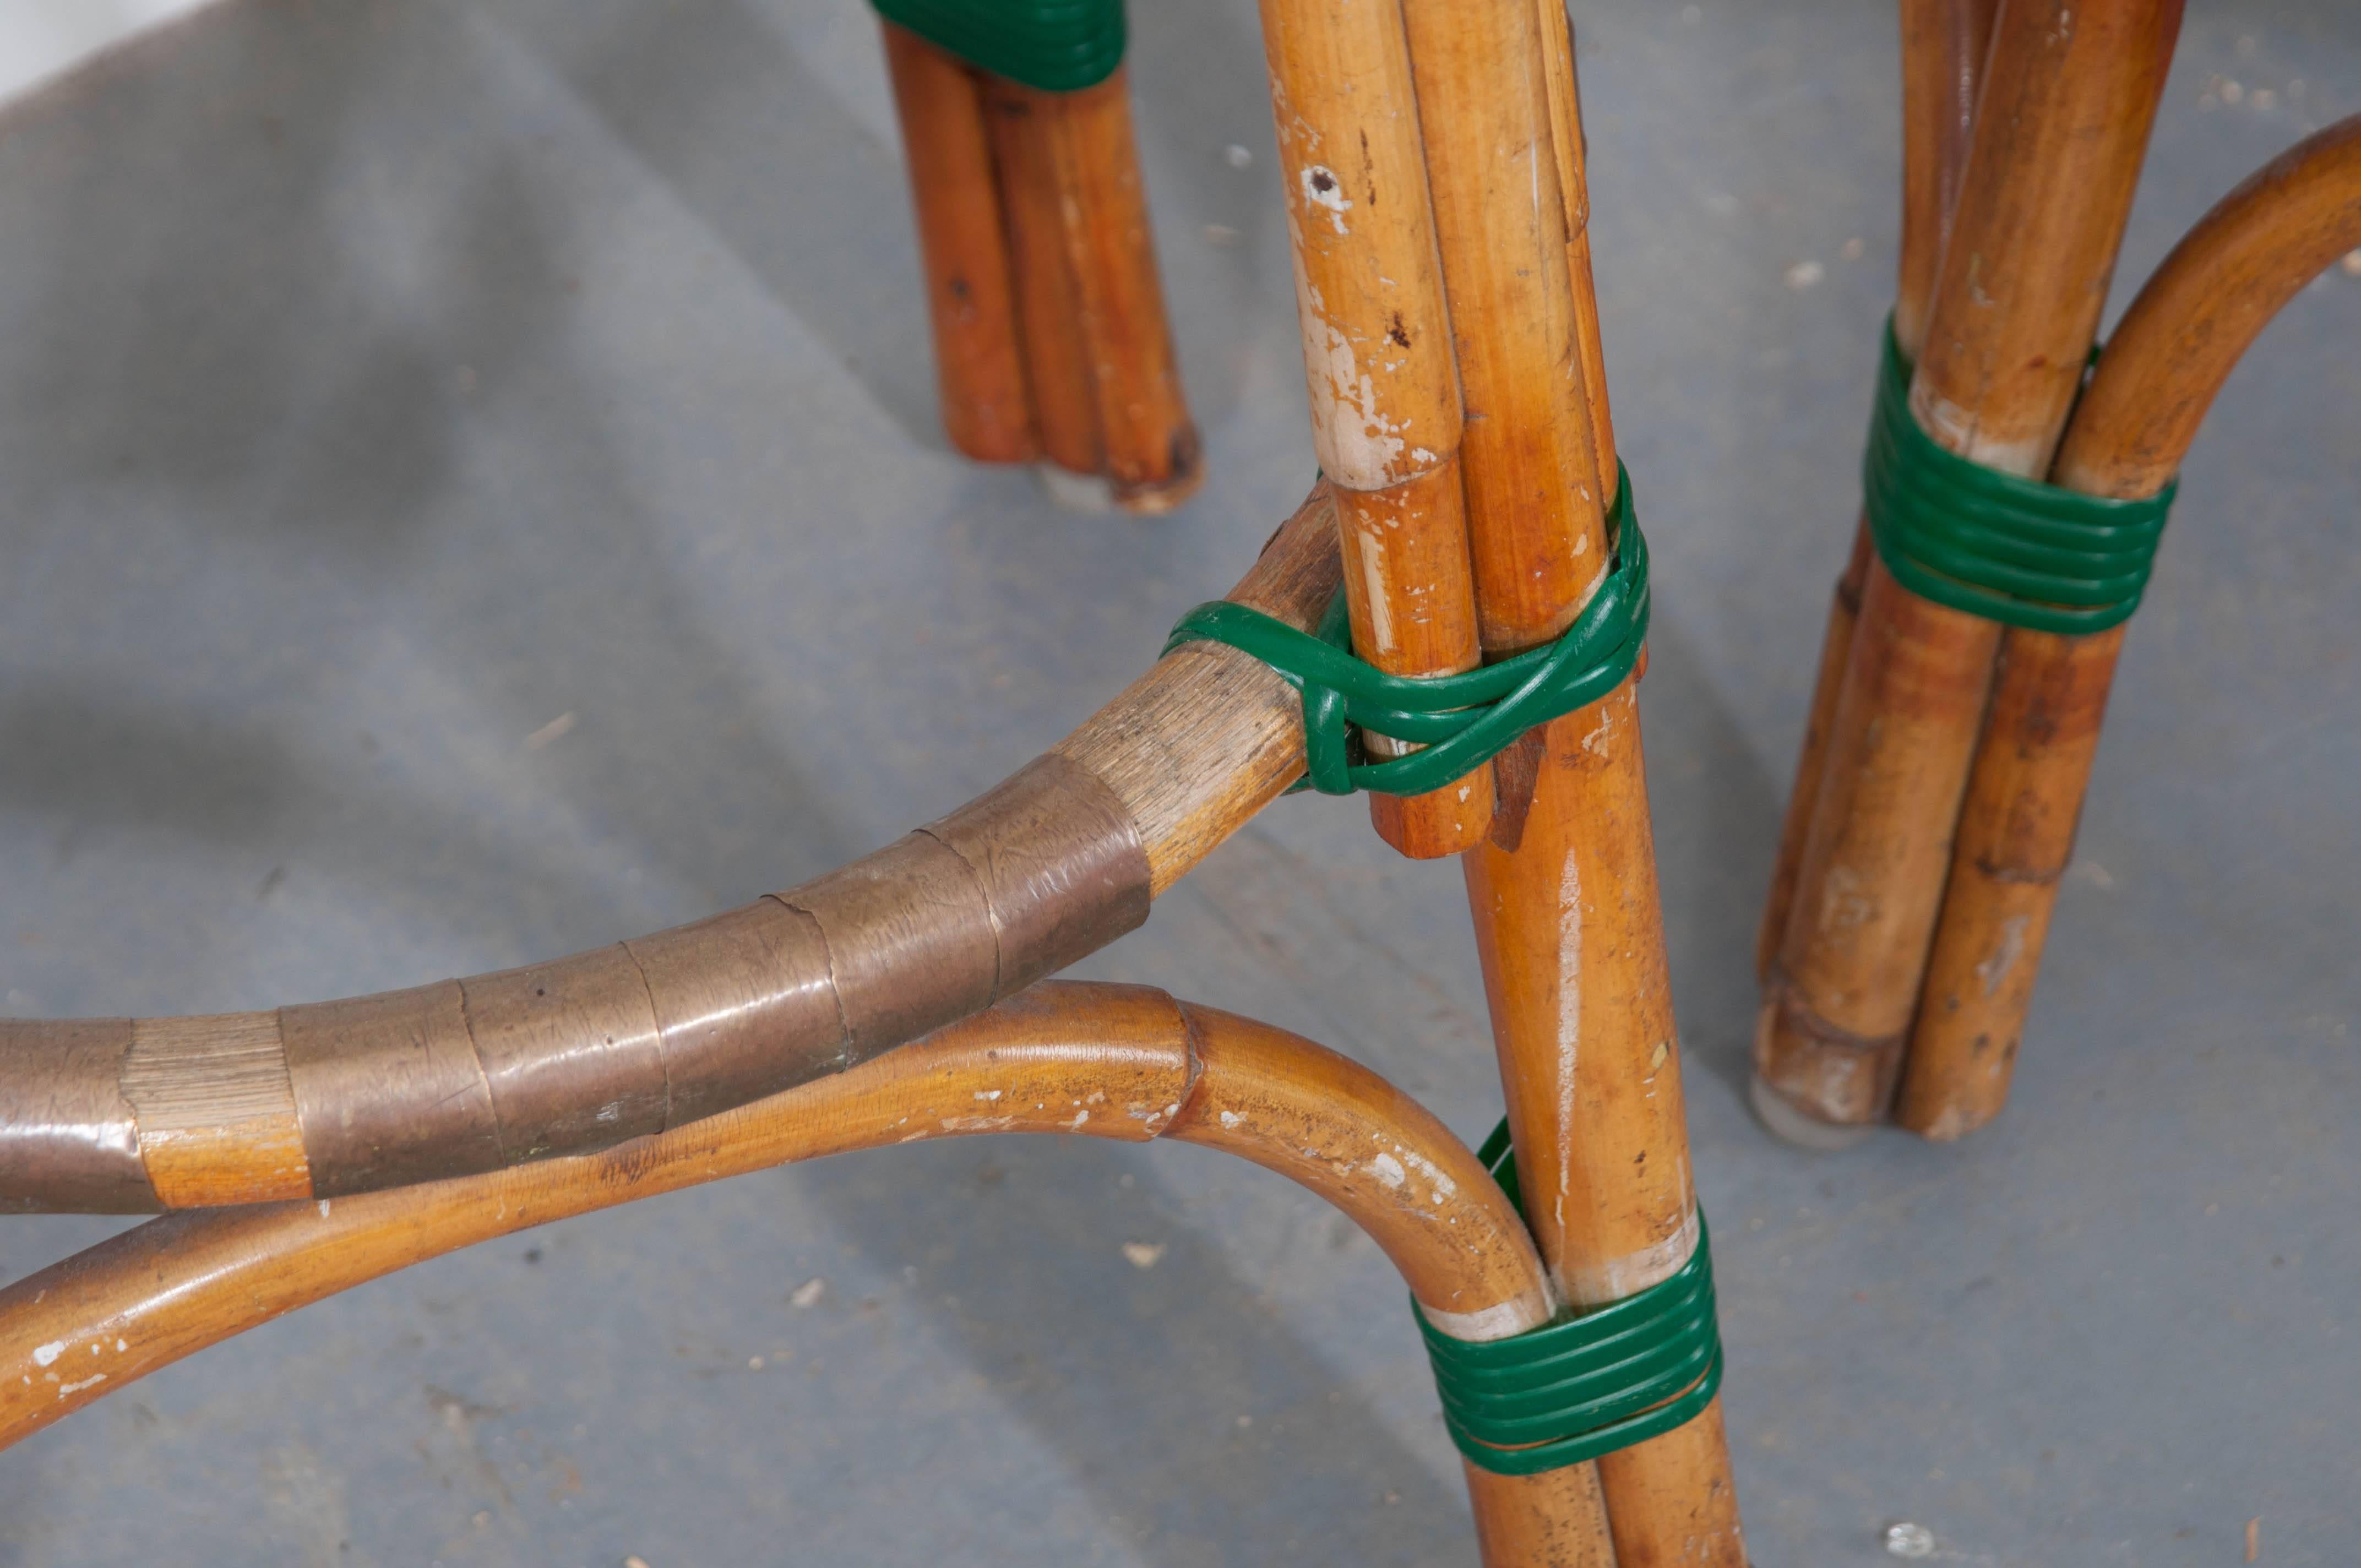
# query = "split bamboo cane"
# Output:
<box><xmin>1256</xmin><ymin>0</ymin><xmax>1492</xmax><ymax>858</ymax></box>
<box><xmin>881</xmin><ymin>23</ymin><xmax>1038</xmax><ymax>465</ymax></box>
<box><xmin>0</xmin><ymin>981</ymin><xmax>1580</xmax><ymax>1564</ymax></box>
<box><xmin>1755</xmin><ymin>0</ymin><xmax>1997</xmax><ymax>984</ymax></box>
<box><xmin>1400</xmin><ymin>0</ymin><xmax>1746</xmax><ymax>1558</ymax></box>
<box><xmin>1755</xmin><ymin>0</ymin><xmax>2183</xmax><ymax>1133</ymax></box>
<box><xmin>983</xmin><ymin>69</ymin><xmax>1203</xmax><ymax>513</ymax></box>
<box><xmin>1897</xmin><ymin>114</ymin><xmax>2361</xmax><ymax>1138</ymax></box>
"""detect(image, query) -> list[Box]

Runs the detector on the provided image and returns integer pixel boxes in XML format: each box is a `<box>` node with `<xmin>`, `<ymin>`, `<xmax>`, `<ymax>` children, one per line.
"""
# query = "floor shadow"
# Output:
<box><xmin>793</xmin><ymin>1128</ymin><xmax>1482</xmax><ymax>1567</ymax></box>
<box><xmin>1118</xmin><ymin>0</ymin><xmax>1283</xmax><ymax>440</ymax></box>
<box><xmin>481</xmin><ymin>0</ymin><xmax>941</xmax><ymax>451</ymax></box>
<box><xmin>0</xmin><ymin>1</ymin><xmax>447</xmax><ymax>553</ymax></box>
<box><xmin>0</xmin><ymin>0</ymin><xmax>861</xmax><ymax>960</ymax></box>
<box><xmin>1633</xmin><ymin>616</ymin><xmax>1785</xmax><ymax>1104</ymax></box>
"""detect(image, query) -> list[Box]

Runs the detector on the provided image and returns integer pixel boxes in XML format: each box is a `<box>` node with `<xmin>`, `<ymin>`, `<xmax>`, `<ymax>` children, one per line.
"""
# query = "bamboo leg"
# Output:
<box><xmin>880</xmin><ymin>24</ymin><xmax>1037</xmax><ymax>465</ymax></box>
<box><xmin>1756</xmin><ymin>0</ymin><xmax>2183</xmax><ymax>1133</ymax></box>
<box><xmin>1897</xmin><ymin>113</ymin><xmax>2361</xmax><ymax>1137</ymax></box>
<box><xmin>1015</xmin><ymin>68</ymin><xmax>1204</xmax><ymax>513</ymax></box>
<box><xmin>983</xmin><ymin>75</ymin><xmax>1106</xmax><ymax>493</ymax></box>
<box><xmin>1755</xmin><ymin>0</ymin><xmax>1996</xmax><ymax>985</ymax></box>
<box><xmin>1256</xmin><ymin>0</ymin><xmax>1492</xmax><ymax>858</ymax></box>
<box><xmin>1895</xmin><ymin>622</ymin><xmax>2119</xmax><ymax>1136</ymax></box>
<box><xmin>1891</xmin><ymin>0</ymin><xmax>2000</xmax><ymax>361</ymax></box>
<box><xmin>1401</xmin><ymin>0</ymin><xmax>1745</xmax><ymax>1558</ymax></box>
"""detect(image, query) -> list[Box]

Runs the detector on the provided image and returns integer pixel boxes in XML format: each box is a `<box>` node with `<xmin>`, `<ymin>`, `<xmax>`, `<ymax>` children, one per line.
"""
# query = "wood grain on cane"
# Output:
<box><xmin>985</xmin><ymin>69</ymin><xmax>1201</xmax><ymax>511</ymax></box>
<box><xmin>982</xmin><ymin>74</ymin><xmax>1103</xmax><ymax>481</ymax></box>
<box><xmin>1400</xmin><ymin>0</ymin><xmax>1602</xmax><ymax>655</ymax></box>
<box><xmin>1894</xmin><ymin>0</ymin><xmax>2000</xmax><ymax>361</ymax></box>
<box><xmin>1533</xmin><ymin>0</ymin><xmax>1617</xmax><ymax>499</ymax></box>
<box><xmin>1758</xmin><ymin>0</ymin><xmax>1997</xmax><ymax>982</ymax></box>
<box><xmin>1047</xmin><ymin>69</ymin><xmax>1204</xmax><ymax>511</ymax></box>
<box><xmin>122</xmin><ymin>1014</ymin><xmax>311</xmax><ymax>1207</ymax></box>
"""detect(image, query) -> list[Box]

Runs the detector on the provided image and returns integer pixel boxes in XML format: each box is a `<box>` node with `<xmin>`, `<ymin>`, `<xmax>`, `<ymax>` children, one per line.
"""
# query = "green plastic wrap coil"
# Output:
<box><xmin>1865</xmin><ymin>319</ymin><xmax>2175</xmax><ymax>635</ymax></box>
<box><xmin>872</xmin><ymin>0</ymin><xmax>1124</xmax><ymax>92</ymax></box>
<box><xmin>1163</xmin><ymin>465</ymin><xmax>1649</xmax><ymax>799</ymax></box>
<box><xmin>1415</xmin><ymin>1120</ymin><xmax>1722</xmax><ymax>1477</ymax></box>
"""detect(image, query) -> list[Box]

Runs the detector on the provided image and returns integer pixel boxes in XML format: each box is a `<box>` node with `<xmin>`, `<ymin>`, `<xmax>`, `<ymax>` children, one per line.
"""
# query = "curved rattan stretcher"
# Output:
<box><xmin>0</xmin><ymin>486</ymin><xmax>1339</xmax><ymax>1217</ymax></box>
<box><xmin>0</xmin><ymin>476</ymin><xmax>1640</xmax><ymax>1556</ymax></box>
<box><xmin>0</xmin><ymin>982</ymin><xmax>1561</xmax><ymax>1449</ymax></box>
<box><xmin>0</xmin><ymin>466</ymin><xmax>1634</xmax><ymax>1543</ymax></box>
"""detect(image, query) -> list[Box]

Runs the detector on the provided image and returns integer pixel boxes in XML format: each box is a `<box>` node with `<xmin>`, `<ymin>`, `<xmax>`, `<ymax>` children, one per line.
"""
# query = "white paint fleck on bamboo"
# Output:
<box><xmin>1420</xmin><ymin>1296</ymin><xmax>1554</xmax><ymax>1343</ymax></box>
<box><xmin>1299</xmin><ymin>164</ymin><xmax>1354</xmax><ymax>233</ymax></box>
<box><xmin>1557</xmin><ymin>1206</ymin><xmax>1701</xmax><ymax>1308</ymax></box>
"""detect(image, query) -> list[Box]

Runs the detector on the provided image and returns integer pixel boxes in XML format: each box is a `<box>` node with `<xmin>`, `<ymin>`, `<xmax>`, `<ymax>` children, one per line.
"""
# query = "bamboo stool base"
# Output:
<box><xmin>4</xmin><ymin>0</ymin><xmax>2361</xmax><ymax>1558</ymax></box>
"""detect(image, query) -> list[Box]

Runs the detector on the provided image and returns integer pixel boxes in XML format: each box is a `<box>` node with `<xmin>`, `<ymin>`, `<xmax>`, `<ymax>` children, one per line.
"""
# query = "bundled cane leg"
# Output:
<box><xmin>879</xmin><ymin>5</ymin><xmax>1201</xmax><ymax>513</ymax></box>
<box><xmin>1755</xmin><ymin>0</ymin><xmax>1996</xmax><ymax>988</ymax></box>
<box><xmin>1897</xmin><ymin>115</ymin><xmax>2361</xmax><ymax>1138</ymax></box>
<box><xmin>1402</xmin><ymin>0</ymin><xmax>1746</xmax><ymax>1557</ymax></box>
<box><xmin>1754</xmin><ymin>0</ymin><xmax>2184</xmax><ymax>1136</ymax></box>
<box><xmin>1250</xmin><ymin>0</ymin><xmax>1607</xmax><ymax>1552</ymax></box>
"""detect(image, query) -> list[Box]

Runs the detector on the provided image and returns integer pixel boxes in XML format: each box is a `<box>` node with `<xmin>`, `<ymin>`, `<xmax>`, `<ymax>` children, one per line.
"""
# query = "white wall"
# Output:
<box><xmin>0</xmin><ymin>1</ymin><xmax>218</xmax><ymax>106</ymax></box>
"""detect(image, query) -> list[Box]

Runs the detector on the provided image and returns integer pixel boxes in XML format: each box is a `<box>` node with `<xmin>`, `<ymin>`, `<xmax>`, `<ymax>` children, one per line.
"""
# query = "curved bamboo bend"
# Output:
<box><xmin>0</xmin><ymin>492</ymin><xmax>1343</xmax><ymax>1215</ymax></box>
<box><xmin>2052</xmin><ymin>112</ymin><xmax>2361</xmax><ymax>497</ymax></box>
<box><xmin>0</xmin><ymin>981</ymin><xmax>1553</xmax><ymax>1453</ymax></box>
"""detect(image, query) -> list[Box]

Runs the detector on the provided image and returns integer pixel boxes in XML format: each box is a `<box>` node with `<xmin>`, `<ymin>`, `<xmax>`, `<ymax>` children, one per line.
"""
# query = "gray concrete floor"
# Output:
<box><xmin>0</xmin><ymin>1</ymin><xmax>2354</xmax><ymax>1564</ymax></box>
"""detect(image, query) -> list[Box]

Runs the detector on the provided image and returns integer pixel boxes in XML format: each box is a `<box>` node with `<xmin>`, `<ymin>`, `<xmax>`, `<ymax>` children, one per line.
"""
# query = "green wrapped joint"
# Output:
<box><xmin>871</xmin><ymin>0</ymin><xmax>1125</xmax><ymax>92</ymax></box>
<box><xmin>1416</xmin><ymin>1121</ymin><xmax>1723</xmax><ymax>1477</ymax></box>
<box><xmin>1163</xmin><ymin>464</ymin><xmax>1650</xmax><ymax>799</ymax></box>
<box><xmin>1865</xmin><ymin>319</ymin><xmax>2175</xmax><ymax>636</ymax></box>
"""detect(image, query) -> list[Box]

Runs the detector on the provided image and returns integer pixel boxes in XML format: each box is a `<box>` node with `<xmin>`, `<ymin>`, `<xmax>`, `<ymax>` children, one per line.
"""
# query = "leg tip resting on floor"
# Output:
<box><xmin>1749</xmin><ymin>1070</ymin><xmax>1878</xmax><ymax>1152</ymax></box>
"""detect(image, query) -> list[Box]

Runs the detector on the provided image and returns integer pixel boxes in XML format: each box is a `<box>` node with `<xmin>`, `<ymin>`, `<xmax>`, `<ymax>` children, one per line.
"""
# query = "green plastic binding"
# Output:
<box><xmin>1163</xmin><ymin>465</ymin><xmax>1649</xmax><ymax>799</ymax></box>
<box><xmin>872</xmin><ymin>0</ymin><xmax>1125</xmax><ymax>93</ymax></box>
<box><xmin>1865</xmin><ymin>319</ymin><xmax>2175</xmax><ymax>636</ymax></box>
<box><xmin>1415</xmin><ymin>1120</ymin><xmax>1722</xmax><ymax>1478</ymax></box>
